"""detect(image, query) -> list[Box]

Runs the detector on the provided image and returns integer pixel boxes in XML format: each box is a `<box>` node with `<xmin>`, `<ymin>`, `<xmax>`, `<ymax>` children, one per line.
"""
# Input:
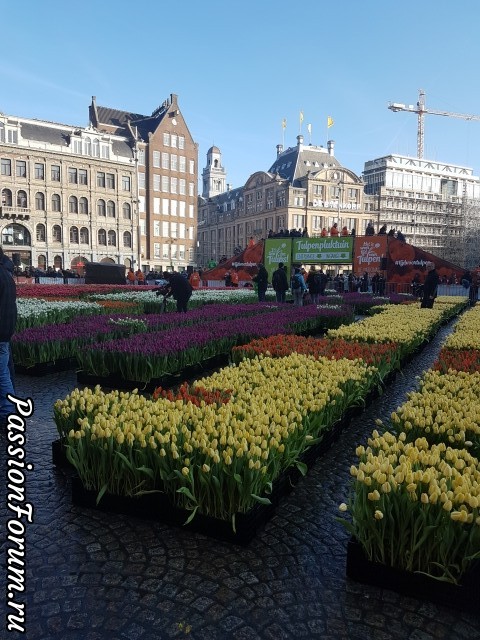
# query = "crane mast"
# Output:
<box><xmin>388</xmin><ymin>89</ymin><xmax>480</xmax><ymax>159</ymax></box>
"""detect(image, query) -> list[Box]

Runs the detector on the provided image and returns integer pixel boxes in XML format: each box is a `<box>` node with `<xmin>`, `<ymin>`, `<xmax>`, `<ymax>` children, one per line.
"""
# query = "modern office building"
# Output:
<box><xmin>362</xmin><ymin>153</ymin><xmax>480</xmax><ymax>267</ymax></box>
<box><xmin>197</xmin><ymin>136</ymin><xmax>373</xmax><ymax>268</ymax></box>
<box><xmin>0</xmin><ymin>93</ymin><xmax>197</xmax><ymax>273</ymax></box>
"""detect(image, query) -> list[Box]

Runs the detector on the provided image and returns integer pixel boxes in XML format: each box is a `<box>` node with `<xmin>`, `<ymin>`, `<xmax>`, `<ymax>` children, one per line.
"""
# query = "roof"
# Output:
<box><xmin>208</xmin><ymin>145</ymin><xmax>221</xmax><ymax>154</ymax></box>
<box><xmin>20</xmin><ymin>122</ymin><xmax>71</xmax><ymax>147</ymax></box>
<box><xmin>268</xmin><ymin>144</ymin><xmax>341</xmax><ymax>186</ymax></box>
<box><xmin>94</xmin><ymin>104</ymin><xmax>167</xmax><ymax>141</ymax></box>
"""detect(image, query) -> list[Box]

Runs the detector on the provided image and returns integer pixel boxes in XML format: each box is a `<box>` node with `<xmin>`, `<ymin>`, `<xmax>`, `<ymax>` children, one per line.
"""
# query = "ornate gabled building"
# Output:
<box><xmin>197</xmin><ymin>135</ymin><xmax>373</xmax><ymax>268</ymax></box>
<box><xmin>90</xmin><ymin>94</ymin><xmax>198</xmax><ymax>272</ymax></box>
<box><xmin>0</xmin><ymin>93</ymin><xmax>197</xmax><ymax>274</ymax></box>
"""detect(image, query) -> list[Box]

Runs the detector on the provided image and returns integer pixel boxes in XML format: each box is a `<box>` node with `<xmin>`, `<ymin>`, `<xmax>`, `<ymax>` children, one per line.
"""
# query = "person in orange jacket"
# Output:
<box><xmin>330</xmin><ymin>223</ymin><xmax>339</xmax><ymax>236</ymax></box>
<box><xmin>341</xmin><ymin>226</ymin><xmax>349</xmax><ymax>236</ymax></box>
<box><xmin>321</xmin><ymin>228</ymin><xmax>328</xmax><ymax>237</ymax></box>
<box><xmin>135</xmin><ymin>269</ymin><xmax>145</xmax><ymax>284</ymax></box>
<box><xmin>189</xmin><ymin>270</ymin><xmax>201</xmax><ymax>289</ymax></box>
<box><xmin>127</xmin><ymin>268</ymin><xmax>135</xmax><ymax>284</ymax></box>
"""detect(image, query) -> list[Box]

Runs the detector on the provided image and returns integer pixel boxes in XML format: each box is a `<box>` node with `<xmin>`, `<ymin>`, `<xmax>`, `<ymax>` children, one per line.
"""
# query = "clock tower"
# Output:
<box><xmin>202</xmin><ymin>146</ymin><xmax>226</xmax><ymax>198</ymax></box>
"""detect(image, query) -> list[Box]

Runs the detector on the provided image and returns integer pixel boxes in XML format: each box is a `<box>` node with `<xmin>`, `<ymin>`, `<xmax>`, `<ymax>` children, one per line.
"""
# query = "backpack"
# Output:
<box><xmin>292</xmin><ymin>275</ymin><xmax>301</xmax><ymax>290</ymax></box>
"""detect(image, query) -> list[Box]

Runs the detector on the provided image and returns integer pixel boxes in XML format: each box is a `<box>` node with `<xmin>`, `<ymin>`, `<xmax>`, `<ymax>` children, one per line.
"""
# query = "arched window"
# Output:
<box><xmin>1</xmin><ymin>224</ymin><xmax>31</xmax><ymax>246</ymax></box>
<box><xmin>97</xmin><ymin>199</ymin><xmax>106</xmax><ymax>216</ymax></box>
<box><xmin>107</xmin><ymin>230</ymin><xmax>116</xmax><ymax>246</ymax></box>
<box><xmin>52</xmin><ymin>193</ymin><xmax>61</xmax><ymax>212</ymax></box>
<box><xmin>122</xmin><ymin>202</ymin><xmax>131</xmax><ymax>219</ymax></box>
<box><xmin>80</xmin><ymin>227</ymin><xmax>89</xmax><ymax>244</ymax></box>
<box><xmin>92</xmin><ymin>138</ymin><xmax>100</xmax><ymax>157</ymax></box>
<box><xmin>70</xmin><ymin>226</ymin><xmax>79</xmax><ymax>243</ymax></box>
<box><xmin>79</xmin><ymin>197</ymin><xmax>88</xmax><ymax>214</ymax></box>
<box><xmin>17</xmin><ymin>190</ymin><xmax>27</xmax><ymax>208</ymax></box>
<box><xmin>84</xmin><ymin>138</ymin><xmax>92</xmax><ymax>155</ymax></box>
<box><xmin>107</xmin><ymin>200</ymin><xmax>115</xmax><ymax>217</ymax></box>
<box><xmin>2</xmin><ymin>188</ymin><xmax>12</xmax><ymax>206</ymax></box>
<box><xmin>123</xmin><ymin>231</ymin><xmax>132</xmax><ymax>247</ymax></box>
<box><xmin>98</xmin><ymin>228</ymin><xmax>106</xmax><ymax>245</ymax></box>
<box><xmin>52</xmin><ymin>225</ymin><xmax>62</xmax><ymax>242</ymax></box>
<box><xmin>36</xmin><ymin>223</ymin><xmax>46</xmax><ymax>242</ymax></box>
<box><xmin>37</xmin><ymin>254</ymin><xmax>46</xmax><ymax>270</ymax></box>
<box><xmin>35</xmin><ymin>192</ymin><xmax>45</xmax><ymax>210</ymax></box>
<box><xmin>54</xmin><ymin>255</ymin><xmax>62</xmax><ymax>270</ymax></box>
<box><xmin>69</xmin><ymin>196</ymin><xmax>78</xmax><ymax>213</ymax></box>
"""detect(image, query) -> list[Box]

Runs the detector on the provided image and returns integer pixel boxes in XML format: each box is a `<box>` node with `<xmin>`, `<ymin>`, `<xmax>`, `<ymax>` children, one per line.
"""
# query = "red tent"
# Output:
<box><xmin>201</xmin><ymin>241</ymin><xmax>265</xmax><ymax>285</ymax></box>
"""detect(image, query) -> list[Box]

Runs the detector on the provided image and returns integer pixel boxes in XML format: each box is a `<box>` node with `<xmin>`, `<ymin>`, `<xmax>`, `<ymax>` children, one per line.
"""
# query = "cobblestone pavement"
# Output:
<box><xmin>2</xmin><ymin>320</ymin><xmax>480</xmax><ymax>640</ymax></box>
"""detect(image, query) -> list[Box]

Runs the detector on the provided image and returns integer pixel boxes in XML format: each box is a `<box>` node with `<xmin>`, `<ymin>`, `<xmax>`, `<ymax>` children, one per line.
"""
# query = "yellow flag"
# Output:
<box><xmin>327</xmin><ymin>116</ymin><xmax>334</xmax><ymax>128</ymax></box>
<box><xmin>299</xmin><ymin>110</ymin><xmax>304</xmax><ymax>124</ymax></box>
<box><xmin>282</xmin><ymin>118</ymin><xmax>287</xmax><ymax>130</ymax></box>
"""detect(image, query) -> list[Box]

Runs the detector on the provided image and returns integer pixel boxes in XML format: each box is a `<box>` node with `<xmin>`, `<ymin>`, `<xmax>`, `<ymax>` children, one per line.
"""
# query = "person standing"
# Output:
<box><xmin>421</xmin><ymin>262</ymin><xmax>440</xmax><ymax>309</ymax></box>
<box><xmin>291</xmin><ymin>267</ymin><xmax>307</xmax><ymax>306</ymax></box>
<box><xmin>157</xmin><ymin>271</ymin><xmax>193</xmax><ymax>312</ymax></box>
<box><xmin>365</xmin><ymin>222</ymin><xmax>375</xmax><ymax>236</ymax></box>
<box><xmin>272</xmin><ymin>262</ymin><xmax>289</xmax><ymax>303</ymax></box>
<box><xmin>0</xmin><ymin>247</ymin><xmax>17</xmax><ymax>425</ymax></box>
<box><xmin>330</xmin><ymin>223</ymin><xmax>339</xmax><ymax>237</ymax></box>
<box><xmin>252</xmin><ymin>263</ymin><xmax>269</xmax><ymax>302</ymax></box>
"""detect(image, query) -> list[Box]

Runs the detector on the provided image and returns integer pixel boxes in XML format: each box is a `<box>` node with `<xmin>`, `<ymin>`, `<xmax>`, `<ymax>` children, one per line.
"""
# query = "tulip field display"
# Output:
<box><xmin>54</xmin><ymin>353</ymin><xmax>376</xmax><ymax>527</ymax></box>
<box><xmin>434</xmin><ymin>305</ymin><xmax>480</xmax><ymax>374</ymax></box>
<box><xmin>16</xmin><ymin>298</ymin><xmax>103</xmax><ymax>330</ymax></box>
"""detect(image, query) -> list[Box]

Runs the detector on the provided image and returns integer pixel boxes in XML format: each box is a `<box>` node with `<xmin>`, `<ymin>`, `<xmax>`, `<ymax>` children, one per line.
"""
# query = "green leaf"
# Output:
<box><xmin>135</xmin><ymin>465</ymin><xmax>154</xmax><ymax>479</ymax></box>
<box><xmin>233</xmin><ymin>473</ymin><xmax>243</xmax><ymax>484</ymax></box>
<box><xmin>183</xmin><ymin>506</ymin><xmax>198</xmax><ymax>525</ymax></box>
<box><xmin>176</xmin><ymin>486</ymin><xmax>197</xmax><ymax>503</ymax></box>
<box><xmin>251</xmin><ymin>494</ymin><xmax>271</xmax><ymax>506</ymax></box>
<box><xmin>96</xmin><ymin>483</ymin><xmax>108</xmax><ymax>506</ymax></box>
<box><xmin>296</xmin><ymin>461</ymin><xmax>308</xmax><ymax>476</ymax></box>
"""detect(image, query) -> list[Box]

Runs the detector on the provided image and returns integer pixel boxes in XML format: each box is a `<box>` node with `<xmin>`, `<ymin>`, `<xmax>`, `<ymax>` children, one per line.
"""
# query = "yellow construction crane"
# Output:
<box><xmin>388</xmin><ymin>89</ymin><xmax>480</xmax><ymax>159</ymax></box>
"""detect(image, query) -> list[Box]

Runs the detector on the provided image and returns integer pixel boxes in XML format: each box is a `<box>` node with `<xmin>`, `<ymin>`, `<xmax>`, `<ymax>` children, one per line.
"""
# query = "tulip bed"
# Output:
<box><xmin>54</xmin><ymin>297</ymin><xmax>465</xmax><ymax>537</ymax></box>
<box><xmin>340</xmin><ymin>300</ymin><xmax>480</xmax><ymax>586</ymax></box>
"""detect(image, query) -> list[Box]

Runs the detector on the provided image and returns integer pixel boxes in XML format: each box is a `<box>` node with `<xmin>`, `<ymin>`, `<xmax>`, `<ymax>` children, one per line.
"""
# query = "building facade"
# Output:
<box><xmin>90</xmin><ymin>94</ymin><xmax>198</xmax><ymax>273</ymax></box>
<box><xmin>362</xmin><ymin>154</ymin><xmax>480</xmax><ymax>267</ymax></box>
<box><xmin>197</xmin><ymin>136</ymin><xmax>373</xmax><ymax>268</ymax></box>
<box><xmin>0</xmin><ymin>93</ymin><xmax>197</xmax><ymax>274</ymax></box>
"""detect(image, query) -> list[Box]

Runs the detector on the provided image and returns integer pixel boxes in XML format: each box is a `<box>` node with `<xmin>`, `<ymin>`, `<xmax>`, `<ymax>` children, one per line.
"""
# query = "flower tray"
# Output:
<box><xmin>71</xmin><ymin>475</ymin><xmax>274</xmax><ymax>546</ymax></box>
<box><xmin>346</xmin><ymin>538</ymin><xmax>480</xmax><ymax>614</ymax></box>
<box><xmin>76</xmin><ymin>354</ymin><xmax>230</xmax><ymax>392</ymax></box>
<box><xmin>16</xmin><ymin>357</ymin><xmax>77</xmax><ymax>376</ymax></box>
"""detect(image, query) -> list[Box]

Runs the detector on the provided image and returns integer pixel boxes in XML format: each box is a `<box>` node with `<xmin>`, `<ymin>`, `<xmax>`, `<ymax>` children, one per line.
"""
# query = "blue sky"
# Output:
<box><xmin>2</xmin><ymin>0</ymin><xmax>480</xmax><ymax>188</ymax></box>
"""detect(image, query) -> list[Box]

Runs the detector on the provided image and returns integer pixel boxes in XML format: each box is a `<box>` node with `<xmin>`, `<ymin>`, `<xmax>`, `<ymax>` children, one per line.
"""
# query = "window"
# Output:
<box><xmin>179</xmin><ymin>179</ymin><xmax>186</xmax><ymax>195</ymax></box>
<box><xmin>163</xmin><ymin>132</ymin><xmax>170</xmax><ymax>146</ymax></box>
<box><xmin>51</xmin><ymin>165</ymin><xmax>61</xmax><ymax>181</ymax></box>
<box><xmin>16</xmin><ymin>161</ymin><xmax>26</xmax><ymax>178</ymax></box>
<box><xmin>36</xmin><ymin>224</ymin><xmax>46</xmax><ymax>242</ymax></box>
<box><xmin>106</xmin><ymin>173</ymin><xmax>115</xmax><ymax>189</ymax></box>
<box><xmin>84</xmin><ymin>138</ymin><xmax>91</xmax><ymax>155</ymax></box>
<box><xmin>179</xmin><ymin>223</ymin><xmax>186</xmax><ymax>239</ymax></box>
<box><xmin>97</xmin><ymin>172</ymin><xmax>105</xmax><ymax>188</ymax></box>
<box><xmin>79</xmin><ymin>197</ymin><xmax>88</xmax><ymax>215</ymax></box>
<box><xmin>162</xmin><ymin>199</ymin><xmax>169</xmax><ymax>215</ymax></box>
<box><xmin>171</xmin><ymin>134</ymin><xmax>177</xmax><ymax>148</ymax></box>
<box><xmin>189</xmin><ymin>160</ymin><xmax>195</xmax><ymax>174</ymax></box>
<box><xmin>171</xmin><ymin>177</ymin><xmax>177</xmax><ymax>194</ymax></box>
<box><xmin>189</xmin><ymin>204</ymin><xmax>194</xmax><ymax>218</ymax></box>
<box><xmin>162</xmin><ymin>176</ymin><xmax>169</xmax><ymax>192</ymax></box>
<box><xmin>7</xmin><ymin>129</ymin><xmax>18</xmax><ymax>144</ymax></box>
<box><xmin>122</xmin><ymin>176</ymin><xmax>131</xmax><ymax>191</ymax></box>
<box><xmin>35</xmin><ymin>192</ymin><xmax>45</xmax><ymax>210</ymax></box>
<box><xmin>123</xmin><ymin>231</ymin><xmax>132</xmax><ymax>247</ymax></box>
<box><xmin>1</xmin><ymin>159</ymin><xmax>11</xmax><ymax>176</ymax></box>
<box><xmin>162</xmin><ymin>152</ymin><xmax>169</xmax><ymax>169</ymax></box>
<box><xmin>162</xmin><ymin>221</ymin><xmax>169</xmax><ymax>236</ymax></box>
<box><xmin>17</xmin><ymin>191</ymin><xmax>27</xmax><ymax>207</ymax></box>
<box><xmin>138</xmin><ymin>149</ymin><xmax>145</xmax><ymax>165</ymax></box>
<box><xmin>0</xmin><ymin>124</ymin><xmax>3</xmax><ymax>142</ymax></box>
<box><xmin>171</xmin><ymin>200</ymin><xmax>177</xmax><ymax>216</ymax></box>
<box><xmin>153</xmin><ymin>175</ymin><xmax>160</xmax><ymax>191</ymax></box>
<box><xmin>68</xmin><ymin>168</ymin><xmax>78</xmax><ymax>184</ymax></box>
<box><xmin>34</xmin><ymin>163</ymin><xmax>45</xmax><ymax>179</ymax></box>
<box><xmin>92</xmin><ymin>139</ymin><xmax>100</xmax><ymax>157</ymax></box>
<box><xmin>170</xmin><ymin>154</ymin><xmax>177</xmax><ymax>171</ymax></box>
<box><xmin>97</xmin><ymin>199</ymin><xmax>106</xmax><ymax>216</ymax></box>
<box><xmin>107</xmin><ymin>201</ymin><xmax>115</xmax><ymax>217</ymax></box>
<box><xmin>107</xmin><ymin>230</ymin><xmax>116</xmax><ymax>246</ymax></box>
<box><xmin>80</xmin><ymin>227</ymin><xmax>89</xmax><ymax>244</ymax></box>
<box><xmin>2</xmin><ymin>188</ymin><xmax>12</xmax><ymax>206</ymax></box>
<box><xmin>52</xmin><ymin>194</ymin><xmax>61</xmax><ymax>212</ymax></box>
<box><xmin>162</xmin><ymin>243</ymin><xmax>169</xmax><ymax>259</ymax></box>
<box><xmin>52</xmin><ymin>225</ymin><xmax>62</xmax><ymax>242</ymax></box>
<box><xmin>153</xmin><ymin>220</ymin><xmax>160</xmax><ymax>236</ymax></box>
<box><xmin>101</xmin><ymin>145</ymin><xmax>110</xmax><ymax>159</ymax></box>
<box><xmin>179</xmin><ymin>156</ymin><xmax>186</xmax><ymax>172</ymax></box>
<box><xmin>154</xmin><ymin>243</ymin><xmax>161</xmax><ymax>258</ymax></box>
<box><xmin>69</xmin><ymin>196</ymin><xmax>78</xmax><ymax>213</ymax></box>
<box><xmin>79</xmin><ymin>169</ymin><xmax>87</xmax><ymax>185</ymax></box>
<box><xmin>178</xmin><ymin>136</ymin><xmax>185</xmax><ymax>150</ymax></box>
<box><xmin>189</xmin><ymin>182</ymin><xmax>195</xmax><ymax>197</ymax></box>
<box><xmin>139</xmin><ymin>219</ymin><xmax>146</xmax><ymax>235</ymax></box>
<box><xmin>122</xmin><ymin>203</ymin><xmax>131</xmax><ymax>219</ymax></box>
<box><xmin>97</xmin><ymin>229</ymin><xmax>106</xmax><ymax>245</ymax></box>
<box><xmin>70</xmin><ymin>226</ymin><xmax>79</xmax><ymax>243</ymax></box>
<box><xmin>179</xmin><ymin>201</ymin><xmax>186</xmax><ymax>217</ymax></box>
<box><xmin>153</xmin><ymin>197</ymin><xmax>161</xmax><ymax>214</ymax></box>
<box><xmin>153</xmin><ymin>151</ymin><xmax>161</xmax><ymax>168</ymax></box>
<box><xmin>171</xmin><ymin>222</ymin><xmax>177</xmax><ymax>238</ymax></box>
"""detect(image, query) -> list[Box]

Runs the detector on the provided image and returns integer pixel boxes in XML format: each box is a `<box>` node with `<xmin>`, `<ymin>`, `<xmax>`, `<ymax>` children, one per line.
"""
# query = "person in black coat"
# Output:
<box><xmin>252</xmin><ymin>263</ymin><xmax>269</xmax><ymax>302</ymax></box>
<box><xmin>271</xmin><ymin>262</ymin><xmax>289</xmax><ymax>303</ymax></box>
<box><xmin>157</xmin><ymin>272</ymin><xmax>193</xmax><ymax>312</ymax></box>
<box><xmin>420</xmin><ymin>262</ymin><xmax>440</xmax><ymax>309</ymax></box>
<box><xmin>0</xmin><ymin>247</ymin><xmax>17</xmax><ymax>424</ymax></box>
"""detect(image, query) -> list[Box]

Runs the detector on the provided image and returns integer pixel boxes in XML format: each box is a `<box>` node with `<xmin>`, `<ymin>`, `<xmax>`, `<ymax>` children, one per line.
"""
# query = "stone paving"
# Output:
<box><xmin>1</xmin><ymin>321</ymin><xmax>480</xmax><ymax>640</ymax></box>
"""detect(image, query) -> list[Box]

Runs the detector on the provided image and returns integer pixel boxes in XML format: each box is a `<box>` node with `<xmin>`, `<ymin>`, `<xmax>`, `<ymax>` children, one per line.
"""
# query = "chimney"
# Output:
<box><xmin>327</xmin><ymin>140</ymin><xmax>335</xmax><ymax>157</ymax></box>
<box><xmin>297</xmin><ymin>134</ymin><xmax>304</xmax><ymax>151</ymax></box>
<box><xmin>276</xmin><ymin>144</ymin><xmax>283</xmax><ymax>157</ymax></box>
<box><xmin>227</xmin><ymin>184</ymin><xmax>231</xmax><ymax>191</ymax></box>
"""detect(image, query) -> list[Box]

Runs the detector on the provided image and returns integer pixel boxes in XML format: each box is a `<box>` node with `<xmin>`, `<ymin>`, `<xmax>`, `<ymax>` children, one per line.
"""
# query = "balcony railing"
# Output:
<box><xmin>0</xmin><ymin>206</ymin><xmax>30</xmax><ymax>220</ymax></box>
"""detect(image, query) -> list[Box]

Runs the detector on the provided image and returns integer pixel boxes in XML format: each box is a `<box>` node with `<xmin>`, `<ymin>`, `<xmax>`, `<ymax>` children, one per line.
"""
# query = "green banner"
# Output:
<box><xmin>292</xmin><ymin>237</ymin><xmax>353</xmax><ymax>264</ymax></box>
<box><xmin>264</xmin><ymin>238</ymin><xmax>293</xmax><ymax>282</ymax></box>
